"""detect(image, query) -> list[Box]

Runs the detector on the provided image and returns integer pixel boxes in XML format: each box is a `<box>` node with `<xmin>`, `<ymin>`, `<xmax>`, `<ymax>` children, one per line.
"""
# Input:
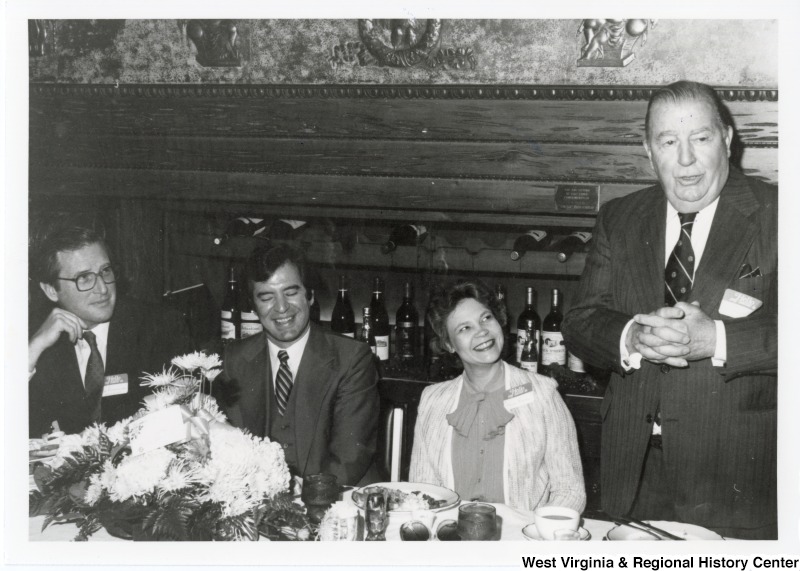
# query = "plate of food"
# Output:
<box><xmin>606</xmin><ymin>521</ymin><xmax>724</xmax><ymax>541</ymax></box>
<box><xmin>28</xmin><ymin>439</ymin><xmax>59</xmax><ymax>463</ymax></box>
<box><xmin>351</xmin><ymin>482</ymin><xmax>460</xmax><ymax>513</ymax></box>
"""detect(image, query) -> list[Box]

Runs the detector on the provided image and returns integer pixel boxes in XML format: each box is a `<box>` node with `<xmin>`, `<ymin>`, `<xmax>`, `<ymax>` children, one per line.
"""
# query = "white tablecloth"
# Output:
<box><xmin>29</xmin><ymin>511</ymin><xmax>617</xmax><ymax>542</ymax></box>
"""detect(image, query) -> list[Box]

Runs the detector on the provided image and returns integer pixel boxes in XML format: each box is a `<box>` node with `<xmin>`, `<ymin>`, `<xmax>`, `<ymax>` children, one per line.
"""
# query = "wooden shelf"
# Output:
<box><xmin>172</xmin><ymin>233</ymin><xmax>588</xmax><ymax>278</ymax></box>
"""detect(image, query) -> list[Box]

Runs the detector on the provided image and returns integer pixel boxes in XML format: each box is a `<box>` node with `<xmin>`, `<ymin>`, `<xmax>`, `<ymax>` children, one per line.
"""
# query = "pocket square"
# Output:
<box><xmin>719</xmin><ymin>288</ymin><xmax>763</xmax><ymax>318</ymax></box>
<box><xmin>738</xmin><ymin>263</ymin><xmax>762</xmax><ymax>279</ymax></box>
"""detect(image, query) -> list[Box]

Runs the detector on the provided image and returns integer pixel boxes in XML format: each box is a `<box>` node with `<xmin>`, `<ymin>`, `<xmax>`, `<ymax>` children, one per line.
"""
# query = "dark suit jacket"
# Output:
<box><xmin>29</xmin><ymin>298</ymin><xmax>193</xmax><ymax>437</ymax></box>
<box><xmin>217</xmin><ymin>323</ymin><xmax>380</xmax><ymax>486</ymax></box>
<box><xmin>563</xmin><ymin>169</ymin><xmax>777</xmax><ymax>538</ymax></box>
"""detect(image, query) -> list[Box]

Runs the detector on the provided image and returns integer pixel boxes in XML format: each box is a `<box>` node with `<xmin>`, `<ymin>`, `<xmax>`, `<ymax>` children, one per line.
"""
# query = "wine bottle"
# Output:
<box><xmin>510</xmin><ymin>230</ymin><xmax>551</xmax><ymax>261</ymax></box>
<box><xmin>239</xmin><ymin>286</ymin><xmax>263</xmax><ymax>339</ymax></box>
<box><xmin>556</xmin><ymin>231</ymin><xmax>592</xmax><ymax>263</ymax></box>
<box><xmin>270</xmin><ymin>219</ymin><xmax>307</xmax><ymax>240</ymax></box>
<box><xmin>540</xmin><ymin>288</ymin><xmax>567</xmax><ymax>374</ymax></box>
<box><xmin>331</xmin><ymin>275</ymin><xmax>355</xmax><ymax>338</ymax></box>
<box><xmin>568</xmin><ymin>351</ymin><xmax>586</xmax><ymax>378</ymax></box>
<box><xmin>309</xmin><ymin>288</ymin><xmax>321</xmax><ymax>324</ymax></box>
<box><xmin>370</xmin><ymin>278</ymin><xmax>391</xmax><ymax>361</ymax></box>
<box><xmin>515</xmin><ymin>287</ymin><xmax>541</xmax><ymax>366</ymax></box>
<box><xmin>519</xmin><ymin>334</ymin><xmax>538</xmax><ymax>373</ymax></box>
<box><xmin>361</xmin><ymin>307</ymin><xmax>376</xmax><ymax>354</ymax></box>
<box><xmin>220</xmin><ymin>266</ymin><xmax>240</xmax><ymax>343</ymax></box>
<box><xmin>395</xmin><ymin>281</ymin><xmax>419</xmax><ymax>361</ymax></box>
<box><xmin>214</xmin><ymin>217</ymin><xmax>267</xmax><ymax>245</ymax></box>
<box><xmin>494</xmin><ymin>284</ymin><xmax>514</xmax><ymax>363</ymax></box>
<box><xmin>381</xmin><ymin>224</ymin><xmax>428</xmax><ymax>254</ymax></box>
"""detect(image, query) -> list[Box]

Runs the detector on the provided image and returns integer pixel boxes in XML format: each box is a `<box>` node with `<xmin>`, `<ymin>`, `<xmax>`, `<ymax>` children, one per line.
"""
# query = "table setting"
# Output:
<box><xmin>27</xmin><ymin>351</ymin><xmax>727</xmax><ymax>543</ymax></box>
<box><xmin>299</xmin><ymin>481</ymin><xmax>727</xmax><ymax>542</ymax></box>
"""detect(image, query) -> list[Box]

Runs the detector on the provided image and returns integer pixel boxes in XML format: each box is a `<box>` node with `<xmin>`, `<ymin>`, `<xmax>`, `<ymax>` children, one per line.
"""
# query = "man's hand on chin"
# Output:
<box><xmin>29</xmin><ymin>308</ymin><xmax>87</xmax><ymax>374</ymax></box>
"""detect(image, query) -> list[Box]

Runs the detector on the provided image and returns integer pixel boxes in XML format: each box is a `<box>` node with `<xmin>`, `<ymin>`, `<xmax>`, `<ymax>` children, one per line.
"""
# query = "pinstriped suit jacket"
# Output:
<box><xmin>562</xmin><ymin>169</ymin><xmax>777</xmax><ymax>538</ymax></box>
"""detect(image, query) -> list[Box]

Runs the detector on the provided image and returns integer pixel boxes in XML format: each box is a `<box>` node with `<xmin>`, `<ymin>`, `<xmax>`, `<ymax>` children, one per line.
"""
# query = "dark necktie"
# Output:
<box><xmin>83</xmin><ymin>330</ymin><xmax>105</xmax><ymax>422</ymax></box>
<box><xmin>664</xmin><ymin>212</ymin><xmax>698</xmax><ymax>306</ymax></box>
<box><xmin>275</xmin><ymin>350</ymin><xmax>293</xmax><ymax>416</ymax></box>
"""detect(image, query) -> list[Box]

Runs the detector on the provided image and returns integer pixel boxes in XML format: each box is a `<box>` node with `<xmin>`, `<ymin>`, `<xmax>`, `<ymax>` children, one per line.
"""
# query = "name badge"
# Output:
<box><xmin>504</xmin><ymin>381</ymin><xmax>535</xmax><ymax>409</ymax></box>
<box><xmin>719</xmin><ymin>288</ymin><xmax>763</xmax><ymax>318</ymax></box>
<box><xmin>102</xmin><ymin>373</ymin><xmax>129</xmax><ymax>397</ymax></box>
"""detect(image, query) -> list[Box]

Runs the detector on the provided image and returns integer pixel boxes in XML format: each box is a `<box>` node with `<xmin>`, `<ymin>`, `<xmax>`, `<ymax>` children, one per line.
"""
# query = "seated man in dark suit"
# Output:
<box><xmin>28</xmin><ymin>223</ymin><xmax>193</xmax><ymax>436</ymax></box>
<box><xmin>216</xmin><ymin>244</ymin><xmax>380</xmax><ymax>486</ymax></box>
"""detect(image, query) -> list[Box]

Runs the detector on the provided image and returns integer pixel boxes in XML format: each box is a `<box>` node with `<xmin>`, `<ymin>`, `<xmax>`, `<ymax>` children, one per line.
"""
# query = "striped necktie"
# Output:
<box><xmin>275</xmin><ymin>350</ymin><xmax>293</xmax><ymax>416</ymax></box>
<box><xmin>83</xmin><ymin>330</ymin><xmax>105</xmax><ymax>422</ymax></box>
<box><xmin>664</xmin><ymin>212</ymin><xmax>698</xmax><ymax>306</ymax></box>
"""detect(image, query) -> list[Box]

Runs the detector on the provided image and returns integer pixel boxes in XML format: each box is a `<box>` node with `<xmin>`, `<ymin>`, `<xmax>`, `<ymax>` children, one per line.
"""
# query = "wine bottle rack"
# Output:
<box><xmin>172</xmin><ymin>229</ymin><xmax>588</xmax><ymax>279</ymax></box>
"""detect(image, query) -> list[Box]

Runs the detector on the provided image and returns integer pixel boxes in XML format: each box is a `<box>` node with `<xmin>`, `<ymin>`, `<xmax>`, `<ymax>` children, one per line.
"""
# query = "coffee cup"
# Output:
<box><xmin>533</xmin><ymin>506</ymin><xmax>580</xmax><ymax>540</ymax></box>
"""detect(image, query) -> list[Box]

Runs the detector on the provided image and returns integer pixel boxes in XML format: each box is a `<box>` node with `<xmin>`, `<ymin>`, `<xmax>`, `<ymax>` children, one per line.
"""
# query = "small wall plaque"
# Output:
<box><xmin>554</xmin><ymin>184</ymin><xmax>600</xmax><ymax>213</ymax></box>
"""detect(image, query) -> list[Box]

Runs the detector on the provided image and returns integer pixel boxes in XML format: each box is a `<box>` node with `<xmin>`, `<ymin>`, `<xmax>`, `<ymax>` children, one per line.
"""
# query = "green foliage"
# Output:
<box><xmin>140</xmin><ymin>494</ymin><xmax>196</xmax><ymax>540</ymax></box>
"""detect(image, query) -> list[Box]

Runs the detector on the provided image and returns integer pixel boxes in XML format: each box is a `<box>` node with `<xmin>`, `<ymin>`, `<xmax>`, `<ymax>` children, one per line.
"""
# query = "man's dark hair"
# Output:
<box><xmin>31</xmin><ymin>224</ymin><xmax>108</xmax><ymax>287</ymax></box>
<box><xmin>426</xmin><ymin>279</ymin><xmax>507</xmax><ymax>355</ymax></box>
<box><xmin>244</xmin><ymin>243</ymin><xmax>308</xmax><ymax>294</ymax></box>
<box><xmin>645</xmin><ymin>80</ymin><xmax>732</xmax><ymax>140</ymax></box>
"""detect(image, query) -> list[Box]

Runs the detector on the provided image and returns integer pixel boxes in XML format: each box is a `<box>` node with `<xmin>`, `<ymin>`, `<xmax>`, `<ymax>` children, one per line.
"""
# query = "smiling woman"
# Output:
<box><xmin>408</xmin><ymin>280</ymin><xmax>586</xmax><ymax>514</ymax></box>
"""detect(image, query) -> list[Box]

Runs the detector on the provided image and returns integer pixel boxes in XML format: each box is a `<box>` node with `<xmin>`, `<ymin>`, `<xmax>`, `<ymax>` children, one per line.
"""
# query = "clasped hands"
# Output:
<box><xmin>625</xmin><ymin>301</ymin><xmax>717</xmax><ymax>368</ymax></box>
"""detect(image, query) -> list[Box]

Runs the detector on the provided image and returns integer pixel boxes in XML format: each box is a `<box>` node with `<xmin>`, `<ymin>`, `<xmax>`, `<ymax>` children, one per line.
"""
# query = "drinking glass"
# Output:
<box><xmin>302</xmin><ymin>473</ymin><xmax>339</xmax><ymax>524</ymax></box>
<box><xmin>365</xmin><ymin>491</ymin><xmax>388</xmax><ymax>541</ymax></box>
<box><xmin>457</xmin><ymin>503</ymin><xmax>497</xmax><ymax>540</ymax></box>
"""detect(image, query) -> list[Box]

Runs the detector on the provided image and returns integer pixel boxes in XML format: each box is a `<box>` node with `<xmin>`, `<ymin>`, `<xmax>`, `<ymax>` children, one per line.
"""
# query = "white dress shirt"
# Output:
<box><xmin>620</xmin><ymin>197</ymin><xmax>727</xmax><ymax>370</ymax></box>
<box><xmin>267</xmin><ymin>326</ymin><xmax>311</xmax><ymax>391</ymax></box>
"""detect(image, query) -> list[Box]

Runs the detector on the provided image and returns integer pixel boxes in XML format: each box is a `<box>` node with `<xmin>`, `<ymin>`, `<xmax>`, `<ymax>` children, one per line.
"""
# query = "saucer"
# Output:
<box><xmin>522</xmin><ymin>524</ymin><xmax>590</xmax><ymax>541</ymax></box>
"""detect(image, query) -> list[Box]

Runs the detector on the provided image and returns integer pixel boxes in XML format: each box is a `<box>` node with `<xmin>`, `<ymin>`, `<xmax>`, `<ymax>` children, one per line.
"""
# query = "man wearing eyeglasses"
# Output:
<box><xmin>28</xmin><ymin>224</ymin><xmax>192</xmax><ymax>436</ymax></box>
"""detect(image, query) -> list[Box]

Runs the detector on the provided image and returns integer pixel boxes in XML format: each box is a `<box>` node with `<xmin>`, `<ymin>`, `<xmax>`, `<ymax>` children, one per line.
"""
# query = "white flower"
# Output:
<box><xmin>157</xmin><ymin>460</ymin><xmax>196</xmax><ymax>497</ymax></box>
<box><xmin>140</xmin><ymin>367</ymin><xmax>181</xmax><ymax>387</ymax></box>
<box><xmin>204</xmin><ymin>368</ymin><xmax>222</xmax><ymax>382</ymax></box>
<box><xmin>49</xmin><ymin>434</ymin><xmax>85</xmax><ymax>467</ymax></box>
<box><xmin>84</xmin><ymin>474</ymin><xmax>104</xmax><ymax>506</ymax></box>
<box><xmin>106</xmin><ymin>418</ymin><xmax>131</xmax><ymax>445</ymax></box>
<box><xmin>142</xmin><ymin>386</ymin><xmax>184</xmax><ymax>412</ymax></box>
<box><xmin>172</xmin><ymin>352</ymin><xmax>221</xmax><ymax>374</ymax></box>
<box><xmin>80</xmin><ymin>424</ymin><xmax>104</xmax><ymax>447</ymax></box>
<box><xmin>106</xmin><ymin>448</ymin><xmax>175</xmax><ymax>502</ymax></box>
<box><xmin>193</xmin><ymin>425</ymin><xmax>290</xmax><ymax>516</ymax></box>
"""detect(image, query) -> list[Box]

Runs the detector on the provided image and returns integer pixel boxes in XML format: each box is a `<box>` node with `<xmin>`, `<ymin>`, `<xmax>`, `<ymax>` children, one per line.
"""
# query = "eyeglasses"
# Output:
<box><xmin>57</xmin><ymin>266</ymin><xmax>116</xmax><ymax>292</ymax></box>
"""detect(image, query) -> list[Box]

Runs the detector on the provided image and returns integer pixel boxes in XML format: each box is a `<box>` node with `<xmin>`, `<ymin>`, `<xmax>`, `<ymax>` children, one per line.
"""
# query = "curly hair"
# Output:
<box><xmin>426</xmin><ymin>279</ymin><xmax>507</xmax><ymax>355</ymax></box>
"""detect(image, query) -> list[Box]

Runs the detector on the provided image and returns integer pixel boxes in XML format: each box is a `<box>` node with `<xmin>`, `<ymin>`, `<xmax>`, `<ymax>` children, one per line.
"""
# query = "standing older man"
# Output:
<box><xmin>29</xmin><ymin>223</ymin><xmax>193</xmax><ymax>436</ymax></box>
<box><xmin>216</xmin><ymin>244</ymin><xmax>380</xmax><ymax>486</ymax></box>
<box><xmin>563</xmin><ymin>81</ymin><xmax>777</xmax><ymax>539</ymax></box>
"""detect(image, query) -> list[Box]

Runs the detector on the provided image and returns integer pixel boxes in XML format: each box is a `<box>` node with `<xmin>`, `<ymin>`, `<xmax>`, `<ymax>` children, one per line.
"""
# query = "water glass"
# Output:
<box><xmin>457</xmin><ymin>503</ymin><xmax>497</xmax><ymax>540</ymax></box>
<box><xmin>365</xmin><ymin>490</ymin><xmax>388</xmax><ymax>541</ymax></box>
<box><xmin>302</xmin><ymin>473</ymin><xmax>339</xmax><ymax>524</ymax></box>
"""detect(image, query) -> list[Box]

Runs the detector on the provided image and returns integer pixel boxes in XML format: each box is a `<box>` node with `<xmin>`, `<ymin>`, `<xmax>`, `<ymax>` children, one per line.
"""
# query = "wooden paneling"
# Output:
<box><xmin>28</xmin><ymin>84</ymin><xmax>779</xmax><ymax>304</ymax></box>
<box><xmin>30</xmin><ymin>93</ymin><xmax>777</xmax><ymax>144</ymax></box>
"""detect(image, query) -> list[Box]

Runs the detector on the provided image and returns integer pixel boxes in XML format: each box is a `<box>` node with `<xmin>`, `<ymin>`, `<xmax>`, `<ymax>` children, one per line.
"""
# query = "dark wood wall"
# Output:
<box><xmin>29</xmin><ymin>83</ymin><xmax>778</xmax><ymax>308</ymax></box>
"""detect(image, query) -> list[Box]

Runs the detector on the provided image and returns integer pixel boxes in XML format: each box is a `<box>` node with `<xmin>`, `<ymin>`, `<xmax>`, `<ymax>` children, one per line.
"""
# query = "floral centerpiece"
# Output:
<box><xmin>29</xmin><ymin>352</ymin><xmax>313</xmax><ymax>541</ymax></box>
